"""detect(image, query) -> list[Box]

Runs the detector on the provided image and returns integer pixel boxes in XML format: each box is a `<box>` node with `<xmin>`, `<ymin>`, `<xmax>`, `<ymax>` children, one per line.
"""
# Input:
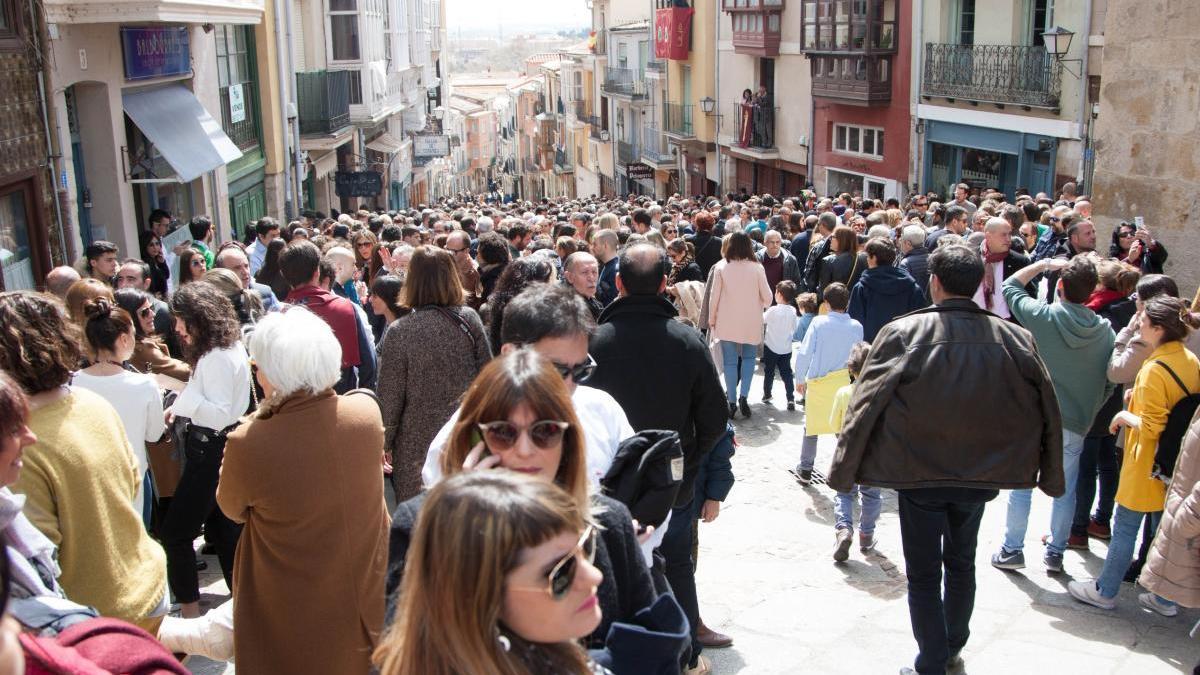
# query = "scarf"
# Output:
<box><xmin>979</xmin><ymin>243</ymin><xmax>1008</xmax><ymax>310</ymax></box>
<box><xmin>1086</xmin><ymin>288</ymin><xmax>1127</xmax><ymax>312</ymax></box>
<box><xmin>669</xmin><ymin>253</ymin><xmax>696</xmax><ymax>284</ymax></box>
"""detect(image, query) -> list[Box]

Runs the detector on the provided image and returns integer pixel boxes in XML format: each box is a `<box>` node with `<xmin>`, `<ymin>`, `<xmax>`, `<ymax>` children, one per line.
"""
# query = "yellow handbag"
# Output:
<box><xmin>804</xmin><ymin>368</ymin><xmax>851</xmax><ymax>436</ymax></box>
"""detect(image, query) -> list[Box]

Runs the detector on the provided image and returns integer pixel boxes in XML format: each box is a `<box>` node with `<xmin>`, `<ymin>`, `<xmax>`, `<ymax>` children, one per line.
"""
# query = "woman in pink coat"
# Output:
<box><xmin>708</xmin><ymin>230</ymin><xmax>772</xmax><ymax>419</ymax></box>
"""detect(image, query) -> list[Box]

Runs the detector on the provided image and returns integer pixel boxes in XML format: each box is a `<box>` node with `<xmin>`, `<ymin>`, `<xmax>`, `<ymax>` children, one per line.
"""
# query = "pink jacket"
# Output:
<box><xmin>708</xmin><ymin>259</ymin><xmax>772</xmax><ymax>345</ymax></box>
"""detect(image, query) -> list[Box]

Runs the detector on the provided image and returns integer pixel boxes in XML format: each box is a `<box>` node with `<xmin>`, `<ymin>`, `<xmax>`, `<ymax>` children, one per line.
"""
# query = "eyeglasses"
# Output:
<box><xmin>138</xmin><ymin>306</ymin><xmax>154</xmax><ymax>318</ymax></box>
<box><xmin>356</xmin><ymin>242</ymin><xmax>374</xmax><ymax>249</ymax></box>
<box><xmin>664</xmin><ymin>229</ymin><xmax>677</xmax><ymax>234</ymax></box>
<box><xmin>1118</xmin><ymin>231</ymin><xmax>1135</xmax><ymax>238</ymax></box>
<box><xmin>551</xmin><ymin>354</ymin><xmax>596</xmax><ymax>383</ymax></box>
<box><xmin>510</xmin><ymin>526</ymin><xmax>597</xmax><ymax>600</ymax></box>
<box><xmin>477</xmin><ymin>419</ymin><xmax>570</xmax><ymax>451</ymax></box>
<box><xmin>446</xmin><ymin>246</ymin><xmax>469</xmax><ymax>254</ymax></box>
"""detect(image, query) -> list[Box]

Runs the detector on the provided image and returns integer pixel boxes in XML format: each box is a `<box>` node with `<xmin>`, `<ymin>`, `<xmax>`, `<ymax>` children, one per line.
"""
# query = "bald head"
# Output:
<box><xmin>45</xmin><ymin>266</ymin><xmax>81</xmax><ymax>299</ymax></box>
<box><xmin>616</xmin><ymin>244</ymin><xmax>668</xmax><ymax>297</ymax></box>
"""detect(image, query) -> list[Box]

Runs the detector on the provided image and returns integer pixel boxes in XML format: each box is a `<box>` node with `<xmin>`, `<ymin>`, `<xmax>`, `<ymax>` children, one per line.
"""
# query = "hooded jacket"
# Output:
<box><xmin>1003</xmin><ymin>278</ymin><xmax>1116</xmax><ymax>435</ymax></box>
<box><xmin>848</xmin><ymin>265</ymin><xmax>926</xmax><ymax>342</ymax></box>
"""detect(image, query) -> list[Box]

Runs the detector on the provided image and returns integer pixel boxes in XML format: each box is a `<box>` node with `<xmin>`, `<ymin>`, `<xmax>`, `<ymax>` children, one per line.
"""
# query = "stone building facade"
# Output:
<box><xmin>1090</xmin><ymin>0</ymin><xmax>1200</xmax><ymax>294</ymax></box>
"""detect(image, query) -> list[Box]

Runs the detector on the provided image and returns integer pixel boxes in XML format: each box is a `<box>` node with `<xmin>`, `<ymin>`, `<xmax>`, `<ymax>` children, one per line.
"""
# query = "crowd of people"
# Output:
<box><xmin>0</xmin><ymin>178</ymin><xmax>1196</xmax><ymax>675</ymax></box>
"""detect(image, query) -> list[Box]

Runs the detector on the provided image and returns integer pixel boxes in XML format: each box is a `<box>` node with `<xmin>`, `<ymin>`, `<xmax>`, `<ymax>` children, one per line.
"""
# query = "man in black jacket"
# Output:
<box><xmin>802</xmin><ymin>212</ymin><xmax>838</xmax><ymax>292</ymax></box>
<box><xmin>589</xmin><ymin>244</ymin><xmax>729</xmax><ymax>670</ymax></box>
<box><xmin>829</xmin><ymin>244</ymin><xmax>1063</xmax><ymax>675</ymax></box>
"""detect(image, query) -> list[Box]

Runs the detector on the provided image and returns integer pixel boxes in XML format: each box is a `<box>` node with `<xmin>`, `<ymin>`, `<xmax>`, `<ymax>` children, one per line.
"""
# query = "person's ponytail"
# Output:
<box><xmin>82</xmin><ymin>297</ymin><xmax>134</xmax><ymax>356</ymax></box>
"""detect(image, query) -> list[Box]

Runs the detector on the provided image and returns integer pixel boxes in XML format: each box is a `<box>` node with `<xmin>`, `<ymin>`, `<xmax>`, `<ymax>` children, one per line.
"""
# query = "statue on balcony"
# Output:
<box><xmin>752</xmin><ymin>85</ymin><xmax>774</xmax><ymax>149</ymax></box>
<box><xmin>737</xmin><ymin>89</ymin><xmax>754</xmax><ymax>147</ymax></box>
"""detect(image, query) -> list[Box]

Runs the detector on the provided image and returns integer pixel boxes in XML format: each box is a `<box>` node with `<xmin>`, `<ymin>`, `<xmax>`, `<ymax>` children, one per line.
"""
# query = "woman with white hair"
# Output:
<box><xmin>215</xmin><ymin>307</ymin><xmax>389</xmax><ymax>674</ymax></box>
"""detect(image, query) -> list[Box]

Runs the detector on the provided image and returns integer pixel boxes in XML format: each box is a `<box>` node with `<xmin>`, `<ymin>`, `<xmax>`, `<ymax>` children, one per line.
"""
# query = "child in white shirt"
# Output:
<box><xmin>761</xmin><ymin>280</ymin><xmax>801</xmax><ymax>410</ymax></box>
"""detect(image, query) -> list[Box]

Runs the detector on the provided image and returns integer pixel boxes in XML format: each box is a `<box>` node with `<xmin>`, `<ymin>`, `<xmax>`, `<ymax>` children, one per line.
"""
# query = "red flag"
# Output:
<box><xmin>654</xmin><ymin>8</ymin><xmax>693</xmax><ymax>60</ymax></box>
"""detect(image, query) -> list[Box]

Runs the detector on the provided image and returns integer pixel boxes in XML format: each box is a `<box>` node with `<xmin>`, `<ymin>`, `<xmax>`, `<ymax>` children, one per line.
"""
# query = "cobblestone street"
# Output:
<box><xmin>186</xmin><ymin>369</ymin><xmax>1200</xmax><ymax>674</ymax></box>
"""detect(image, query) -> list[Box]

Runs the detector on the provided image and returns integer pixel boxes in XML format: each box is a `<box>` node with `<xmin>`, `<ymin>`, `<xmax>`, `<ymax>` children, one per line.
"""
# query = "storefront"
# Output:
<box><xmin>825</xmin><ymin>168</ymin><xmax>898</xmax><ymax>201</ymax></box>
<box><xmin>921</xmin><ymin>120</ymin><xmax>1057</xmax><ymax>199</ymax></box>
<box><xmin>729</xmin><ymin>156</ymin><xmax>806</xmax><ymax>198</ymax></box>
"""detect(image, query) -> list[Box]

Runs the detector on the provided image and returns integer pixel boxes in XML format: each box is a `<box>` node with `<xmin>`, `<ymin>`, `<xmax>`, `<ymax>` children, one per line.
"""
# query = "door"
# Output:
<box><xmin>229</xmin><ymin>182</ymin><xmax>267</xmax><ymax>242</ymax></box>
<box><xmin>759</xmin><ymin>57</ymin><xmax>775</xmax><ymax>95</ymax></box>
<box><xmin>0</xmin><ymin>176</ymin><xmax>49</xmax><ymax>291</ymax></box>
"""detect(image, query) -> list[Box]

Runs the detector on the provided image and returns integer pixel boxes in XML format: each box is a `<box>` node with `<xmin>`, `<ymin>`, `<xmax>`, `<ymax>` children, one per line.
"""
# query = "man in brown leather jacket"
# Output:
<box><xmin>828</xmin><ymin>244</ymin><xmax>1064</xmax><ymax>675</ymax></box>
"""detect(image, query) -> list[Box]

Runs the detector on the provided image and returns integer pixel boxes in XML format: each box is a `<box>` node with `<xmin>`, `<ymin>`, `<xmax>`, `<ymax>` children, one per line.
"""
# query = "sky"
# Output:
<box><xmin>444</xmin><ymin>0</ymin><xmax>591</xmax><ymax>35</ymax></box>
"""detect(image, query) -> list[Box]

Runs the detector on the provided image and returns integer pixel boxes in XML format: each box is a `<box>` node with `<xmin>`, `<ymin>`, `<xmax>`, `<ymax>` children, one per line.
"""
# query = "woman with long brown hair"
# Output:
<box><xmin>377</xmin><ymin>471</ymin><xmax>602</xmax><ymax>675</ymax></box>
<box><xmin>384</xmin><ymin>349</ymin><xmax>664</xmax><ymax>657</ymax></box>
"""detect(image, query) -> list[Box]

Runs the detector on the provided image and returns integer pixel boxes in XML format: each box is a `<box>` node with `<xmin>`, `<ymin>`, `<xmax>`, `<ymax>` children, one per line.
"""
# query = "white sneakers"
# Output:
<box><xmin>1139</xmin><ymin>591</ymin><xmax>1179</xmax><ymax>617</ymax></box>
<box><xmin>1067</xmin><ymin>580</ymin><xmax>1116</xmax><ymax>610</ymax></box>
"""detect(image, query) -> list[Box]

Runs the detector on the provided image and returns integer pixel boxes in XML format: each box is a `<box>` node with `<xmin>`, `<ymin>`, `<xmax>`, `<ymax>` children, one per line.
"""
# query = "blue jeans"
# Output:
<box><xmin>1096</xmin><ymin>506</ymin><xmax>1171</xmax><ymax>603</ymax></box>
<box><xmin>796</xmin><ymin>434</ymin><xmax>819</xmax><ymax>472</ymax></box>
<box><xmin>1073</xmin><ymin>434</ymin><xmax>1118</xmax><ymax>536</ymax></box>
<box><xmin>1002</xmin><ymin>428</ymin><xmax>1084</xmax><ymax>556</ymax></box>
<box><xmin>720</xmin><ymin>341</ymin><xmax>756</xmax><ymax>403</ymax></box>
<box><xmin>835</xmin><ymin>485</ymin><xmax>882</xmax><ymax>535</ymax></box>
<box><xmin>762</xmin><ymin>346</ymin><xmax>794</xmax><ymax>401</ymax></box>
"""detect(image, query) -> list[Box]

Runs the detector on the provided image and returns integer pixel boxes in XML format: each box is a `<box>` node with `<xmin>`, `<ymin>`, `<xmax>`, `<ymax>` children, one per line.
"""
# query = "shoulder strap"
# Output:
<box><xmin>426</xmin><ymin>306</ymin><xmax>477</xmax><ymax>350</ymax></box>
<box><xmin>1153</xmin><ymin>360</ymin><xmax>1192</xmax><ymax>396</ymax></box>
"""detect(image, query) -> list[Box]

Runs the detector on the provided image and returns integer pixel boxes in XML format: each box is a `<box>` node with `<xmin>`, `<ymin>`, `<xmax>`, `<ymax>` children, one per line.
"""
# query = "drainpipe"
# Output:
<box><xmin>713</xmin><ymin>0</ymin><xmax>722</xmax><ymax>192</ymax></box>
<box><xmin>910</xmin><ymin>0</ymin><xmax>925</xmax><ymax>196</ymax></box>
<box><xmin>284</xmin><ymin>0</ymin><xmax>305</xmax><ymax>214</ymax></box>
<box><xmin>30</xmin><ymin>0</ymin><xmax>68</xmax><ymax>260</ymax></box>
<box><xmin>1075</xmin><ymin>0</ymin><xmax>1092</xmax><ymax>190</ymax></box>
<box><xmin>274</xmin><ymin>0</ymin><xmax>294</xmax><ymax>218</ymax></box>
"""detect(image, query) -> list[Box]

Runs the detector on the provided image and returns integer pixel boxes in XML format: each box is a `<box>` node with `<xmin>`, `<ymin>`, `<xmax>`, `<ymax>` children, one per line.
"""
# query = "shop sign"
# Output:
<box><xmin>654</xmin><ymin>8</ymin><xmax>693</xmax><ymax>60</ymax></box>
<box><xmin>414</xmin><ymin>134</ymin><xmax>450</xmax><ymax>158</ymax></box>
<box><xmin>229</xmin><ymin>84</ymin><xmax>246</xmax><ymax>124</ymax></box>
<box><xmin>121</xmin><ymin>26</ymin><xmax>191</xmax><ymax>81</ymax></box>
<box><xmin>626</xmin><ymin>163</ymin><xmax>653</xmax><ymax>180</ymax></box>
<box><xmin>335</xmin><ymin>171</ymin><xmax>383</xmax><ymax>197</ymax></box>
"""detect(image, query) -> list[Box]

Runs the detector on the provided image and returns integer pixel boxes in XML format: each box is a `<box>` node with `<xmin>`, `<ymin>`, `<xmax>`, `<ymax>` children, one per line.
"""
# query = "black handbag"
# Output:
<box><xmin>600</xmin><ymin>430</ymin><xmax>684</xmax><ymax>529</ymax></box>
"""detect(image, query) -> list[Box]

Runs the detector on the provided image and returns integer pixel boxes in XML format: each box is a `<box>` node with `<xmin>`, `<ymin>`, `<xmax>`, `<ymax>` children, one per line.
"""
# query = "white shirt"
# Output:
<box><xmin>763</xmin><ymin>304</ymin><xmax>800</xmax><ymax>355</ymax></box>
<box><xmin>172</xmin><ymin>343</ymin><xmax>252</xmax><ymax>431</ymax></box>
<box><xmin>972</xmin><ymin>262</ymin><xmax>1010</xmax><ymax>319</ymax></box>
<box><xmin>422</xmin><ymin>385</ymin><xmax>633</xmax><ymax>489</ymax></box>
<box><xmin>73</xmin><ymin>370</ymin><xmax>164</xmax><ymax>508</ymax></box>
<box><xmin>246</xmin><ymin>239</ymin><xmax>268</xmax><ymax>277</ymax></box>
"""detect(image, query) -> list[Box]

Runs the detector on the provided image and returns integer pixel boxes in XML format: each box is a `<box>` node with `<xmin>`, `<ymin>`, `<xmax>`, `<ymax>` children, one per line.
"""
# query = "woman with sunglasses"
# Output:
<box><xmin>139</xmin><ymin>233</ymin><xmax>170</xmax><ymax>298</ymax></box>
<box><xmin>1110</xmin><ymin>221</ymin><xmax>1168</xmax><ymax>274</ymax></box>
<box><xmin>352</xmin><ymin>229</ymin><xmax>382</xmax><ymax>285</ymax></box>
<box><xmin>385</xmin><ymin>349</ymin><xmax>662</xmax><ymax>655</ymax></box>
<box><xmin>177</xmin><ymin>248</ymin><xmax>208</xmax><ymax>287</ymax></box>
<box><xmin>377</xmin><ymin>471</ymin><xmax>605</xmax><ymax>675</ymax></box>
<box><xmin>115</xmin><ymin>288</ymin><xmax>191</xmax><ymax>383</ymax></box>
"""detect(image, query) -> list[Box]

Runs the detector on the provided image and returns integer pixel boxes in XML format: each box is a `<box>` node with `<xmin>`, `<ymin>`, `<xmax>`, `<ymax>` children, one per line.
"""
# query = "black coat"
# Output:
<box><xmin>817</xmin><ymin>251</ymin><xmax>868</xmax><ymax>303</ymax></box>
<box><xmin>590</xmin><ymin>295</ymin><xmax>728</xmax><ymax>507</ymax></box>
<box><xmin>687</xmin><ymin>232</ymin><xmax>723</xmax><ymax>280</ymax></box>
<box><xmin>384</xmin><ymin>492</ymin><xmax>656</xmax><ymax>650</ymax></box>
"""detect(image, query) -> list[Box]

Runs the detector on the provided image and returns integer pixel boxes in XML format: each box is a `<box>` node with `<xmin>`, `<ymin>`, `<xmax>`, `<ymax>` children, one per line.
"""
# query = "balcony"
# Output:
<box><xmin>641</xmin><ymin>126</ymin><xmax>673</xmax><ymax>166</ymax></box>
<box><xmin>617</xmin><ymin>140</ymin><xmax>638</xmax><ymax>165</ymax></box>
<box><xmin>645</xmin><ymin>59</ymin><xmax>666</xmax><ymax>73</ymax></box>
<box><xmin>810</xmin><ymin>55</ymin><xmax>892</xmax><ymax>105</ymax></box>
<box><xmin>722</xmin><ymin>0</ymin><xmax>784</xmax><ymax>57</ymax></box>
<box><xmin>587</xmin><ymin>116</ymin><xmax>610</xmax><ymax>141</ymax></box>
<box><xmin>664</xmin><ymin>103</ymin><xmax>694</xmax><ymax>138</ymax></box>
<box><xmin>554</xmin><ymin>148</ymin><xmax>574</xmax><ymax>174</ymax></box>
<box><xmin>571</xmin><ymin>100</ymin><xmax>591</xmax><ymax>120</ymax></box>
<box><xmin>602</xmin><ymin>68</ymin><xmax>647</xmax><ymax>99</ymax></box>
<box><xmin>726</xmin><ymin>101</ymin><xmax>777</xmax><ymax>154</ymax></box>
<box><xmin>589</xmin><ymin>28</ymin><xmax>607</xmax><ymax>56</ymax></box>
<box><xmin>296</xmin><ymin>70</ymin><xmax>351</xmax><ymax>135</ymax></box>
<box><xmin>922</xmin><ymin>43</ymin><xmax>1062</xmax><ymax>110</ymax></box>
<box><xmin>45</xmin><ymin>0</ymin><xmax>262</xmax><ymax>23</ymax></box>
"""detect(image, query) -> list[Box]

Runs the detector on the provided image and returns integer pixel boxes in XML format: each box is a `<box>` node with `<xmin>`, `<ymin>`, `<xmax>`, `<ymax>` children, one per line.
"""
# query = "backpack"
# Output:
<box><xmin>1151</xmin><ymin>361</ymin><xmax>1200</xmax><ymax>482</ymax></box>
<box><xmin>600</xmin><ymin>430</ymin><xmax>684</xmax><ymax>530</ymax></box>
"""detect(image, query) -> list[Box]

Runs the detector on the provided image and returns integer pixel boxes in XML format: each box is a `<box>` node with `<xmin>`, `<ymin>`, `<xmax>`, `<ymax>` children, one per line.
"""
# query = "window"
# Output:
<box><xmin>801</xmin><ymin>0</ymin><xmax>895</xmax><ymax>52</ymax></box>
<box><xmin>0</xmin><ymin>183</ymin><xmax>37</xmax><ymax>291</ymax></box>
<box><xmin>832</xmin><ymin>124</ymin><xmax>884</xmax><ymax>159</ymax></box>
<box><xmin>215</xmin><ymin>26</ymin><xmax>261</xmax><ymax>152</ymax></box>
<box><xmin>329</xmin><ymin>0</ymin><xmax>361</xmax><ymax>61</ymax></box>
<box><xmin>957</xmin><ymin>0</ymin><xmax>975</xmax><ymax>46</ymax></box>
<box><xmin>617</xmin><ymin>42</ymin><xmax>627</xmax><ymax>69</ymax></box>
<box><xmin>1028</xmin><ymin>0</ymin><xmax>1054</xmax><ymax>45</ymax></box>
<box><xmin>0</xmin><ymin>0</ymin><xmax>22</xmax><ymax>49</ymax></box>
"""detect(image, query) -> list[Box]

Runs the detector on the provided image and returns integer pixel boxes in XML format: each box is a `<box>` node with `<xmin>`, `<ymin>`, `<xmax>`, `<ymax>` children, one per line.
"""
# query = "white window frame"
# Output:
<box><xmin>326</xmin><ymin>0</ymin><xmax>362</xmax><ymax>64</ymax></box>
<box><xmin>832</xmin><ymin>123</ymin><xmax>884</xmax><ymax>160</ymax></box>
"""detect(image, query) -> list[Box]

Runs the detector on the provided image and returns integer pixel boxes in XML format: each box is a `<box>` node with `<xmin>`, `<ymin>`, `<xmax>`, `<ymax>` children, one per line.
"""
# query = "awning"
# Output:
<box><xmin>366</xmin><ymin>132</ymin><xmax>404</xmax><ymax>154</ymax></box>
<box><xmin>310</xmin><ymin>150</ymin><xmax>338</xmax><ymax>180</ymax></box>
<box><xmin>122</xmin><ymin>85</ymin><xmax>242</xmax><ymax>183</ymax></box>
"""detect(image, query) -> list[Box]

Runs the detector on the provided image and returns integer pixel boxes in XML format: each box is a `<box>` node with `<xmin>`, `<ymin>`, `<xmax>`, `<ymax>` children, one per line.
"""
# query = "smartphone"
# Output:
<box><xmin>1134</xmin><ymin>216</ymin><xmax>1145</xmax><ymax>230</ymax></box>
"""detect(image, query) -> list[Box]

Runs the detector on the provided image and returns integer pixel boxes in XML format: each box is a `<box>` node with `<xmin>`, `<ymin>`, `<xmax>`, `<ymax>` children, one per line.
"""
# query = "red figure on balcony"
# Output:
<box><xmin>737</xmin><ymin>88</ymin><xmax>754</xmax><ymax>147</ymax></box>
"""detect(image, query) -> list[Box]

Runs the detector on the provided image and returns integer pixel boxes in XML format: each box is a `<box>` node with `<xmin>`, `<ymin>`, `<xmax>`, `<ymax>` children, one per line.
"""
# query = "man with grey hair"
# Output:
<box><xmin>44</xmin><ymin>266</ymin><xmax>80</xmax><ymax>299</ymax></box>
<box><xmin>648</xmin><ymin>204</ymin><xmax>664</xmax><ymax>230</ymax></box>
<box><xmin>898</xmin><ymin>225</ymin><xmax>931</xmax><ymax>295</ymax></box>
<box><xmin>563</xmin><ymin>251</ymin><xmax>603</xmax><ymax>319</ymax></box>
<box><xmin>216</xmin><ymin>246</ymin><xmax>280</xmax><ymax>312</ymax></box>
<box><xmin>475</xmin><ymin>215</ymin><xmax>494</xmax><ymax>234</ymax></box>
<box><xmin>757</xmin><ymin>230</ymin><xmax>802</xmax><ymax>293</ymax></box>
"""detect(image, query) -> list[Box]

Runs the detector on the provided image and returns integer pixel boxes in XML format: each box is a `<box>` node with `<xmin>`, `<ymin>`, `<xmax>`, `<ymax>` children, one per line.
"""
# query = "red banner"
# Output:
<box><xmin>654</xmin><ymin>7</ymin><xmax>693</xmax><ymax>60</ymax></box>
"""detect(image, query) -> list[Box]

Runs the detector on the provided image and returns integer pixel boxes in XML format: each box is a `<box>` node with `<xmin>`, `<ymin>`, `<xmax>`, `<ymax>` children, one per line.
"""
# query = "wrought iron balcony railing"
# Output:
<box><xmin>587</xmin><ymin>116</ymin><xmax>609</xmax><ymax>140</ymax></box>
<box><xmin>642</xmin><ymin>126</ymin><xmax>672</xmax><ymax>163</ymax></box>
<box><xmin>645</xmin><ymin>59</ymin><xmax>666</xmax><ymax>73</ymax></box>
<box><xmin>571</xmin><ymin>100</ymin><xmax>590</xmax><ymax>120</ymax></box>
<box><xmin>664</xmin><ymin>103</ymin><xmax>694</xmax><ymax>137</ymax></box>
<box><xmin>602</xmin><ymin>68</ymin><xmax>647</xmax><ymax>98</ymax></box>
<box><xmin>921</xmin><ymin>43</ymin><xmax>1062</xmax><ymax>109</ymax></box>
<box><xmin>296</xmin><ymin>70</ymin><xmax>351</xmax><ymax>135</ymax></box>
<box><xmin>617</xmin><ymin>139</ymin><xmax>638</xmax><ymax>165</ymax></box>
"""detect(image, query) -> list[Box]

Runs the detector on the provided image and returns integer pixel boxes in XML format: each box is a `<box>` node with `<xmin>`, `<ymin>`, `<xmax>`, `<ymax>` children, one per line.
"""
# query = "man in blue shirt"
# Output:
<box><xmin>593</xmin><ymin>229</ymin><xmax>620</xmax><ymax>307</ymax></box>
<box><xmin>743</xmin><ymin>207</ymin><xmax>770</xmax><ymax>236</ymax></box>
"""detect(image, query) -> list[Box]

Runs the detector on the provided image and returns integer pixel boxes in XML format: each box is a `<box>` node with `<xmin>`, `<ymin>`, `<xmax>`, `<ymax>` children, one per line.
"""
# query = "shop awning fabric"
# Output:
<box><xmin>122</xmin><ymin>84</ymin><xmax>243</xmax><ymax>183</ymax></box>
<box><xmin>366</xmin><ymin>133</ymin><xmax>404</xmax><ymax>155</ymax></box>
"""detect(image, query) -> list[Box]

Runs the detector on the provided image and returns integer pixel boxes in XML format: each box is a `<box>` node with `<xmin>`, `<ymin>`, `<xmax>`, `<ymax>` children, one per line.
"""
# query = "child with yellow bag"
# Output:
<box><xmin>829</xmin><ymin>341</ymin><xmax>879</xmax><ymax>561</ymax></box>
<box><xmin>791</xmin><ymin>282</ymin><xmax>863</xmax><ymax>487</ymax></box>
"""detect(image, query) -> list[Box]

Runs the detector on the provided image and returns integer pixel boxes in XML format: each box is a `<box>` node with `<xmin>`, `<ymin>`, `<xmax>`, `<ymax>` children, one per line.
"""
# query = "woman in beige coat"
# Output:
<box><xmin>1139</xmin><ymin>410</ymin><xmax>1200</xmax><ymax>611</ymax></box>
<box><xmin>707</xmin><ymin>230</ymin><xmax>772</xmax><ymax>419</ymax></box>
<box><xmin>217</xmin><ymin>307</ymin><xmax>389</xmax><ymax>674</ymax></box>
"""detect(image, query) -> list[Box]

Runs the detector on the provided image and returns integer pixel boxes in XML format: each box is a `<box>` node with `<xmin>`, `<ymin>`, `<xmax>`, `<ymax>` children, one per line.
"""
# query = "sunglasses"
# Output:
<box><xmin>1119</xmin><ymin>231</ymin><xmax>1135</xmax><ymax>238</ymax></box>
<box><xmin>477</xmin><ymin>419</ymin><xmax>570</xmax><ymax>451</ymax></box>
<box><xmin>664</xmin><ymin>229</ymin><xmax>677</xmax><ymax>234</ymax></box>
<box><xmin>551</xmin><ymin>354</ymin><xmax>596</xmax><ymax>383</ymax></box>
<box><xmin>138</xmin><ymin>306</ymin><xmax>154</xmax><ymax>318</ymax></box>
<box><xmin>510</xmin><ymin>526</ymin><xmax>597</xmax><ymax>600</ymax></box>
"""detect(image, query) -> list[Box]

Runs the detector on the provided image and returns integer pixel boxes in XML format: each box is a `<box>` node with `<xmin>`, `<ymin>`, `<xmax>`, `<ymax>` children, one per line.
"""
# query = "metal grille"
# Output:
<box><xmin>602</xmin><ymin>68</ymin><xmax>646</xmax><ymax>98</ymax></box>
<box><xmin>664</xmin><ymin>103</ymin><xmax>693</xmax><ymax>136</ymax></box>
<box><xmin>296</xmin><ymin>70</ymin><xmax>352</xmax><ymax>135</ymax></box>
<box><xmin>921</xmin><ymin>43</ymin><xmax>1062</xmax><ymax>109</ymax></box>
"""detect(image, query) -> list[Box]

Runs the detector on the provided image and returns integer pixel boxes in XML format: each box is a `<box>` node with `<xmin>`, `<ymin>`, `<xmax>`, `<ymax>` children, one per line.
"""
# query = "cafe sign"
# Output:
<box><xmin>121</xmin><ymin>26</ymin><xmax>191</xmax><ymax>81</ymax></box>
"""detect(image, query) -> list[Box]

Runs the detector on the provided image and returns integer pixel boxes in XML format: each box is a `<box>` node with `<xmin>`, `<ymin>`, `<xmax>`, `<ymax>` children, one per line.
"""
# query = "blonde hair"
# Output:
<box><xmin>374</xmin><ymin>471</ymin><xmax>592</xmax><ymax>675</ymax></box>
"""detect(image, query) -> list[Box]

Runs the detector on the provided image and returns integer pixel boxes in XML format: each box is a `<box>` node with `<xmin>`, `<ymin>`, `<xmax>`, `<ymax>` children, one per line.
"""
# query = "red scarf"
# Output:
<box><xmin>1086</xmin><ymin>288</ymin><xmax>1127</xmax><ymax>312</ymax></box>
<box><xmin>979</xmin><ymin>243</ymin><xmax>1007</xmax><ymax>310</ymax></box>
<box><xmin>286</xmin><ymin>284</ymin><xmax>362</xmax><ymax>368</ymax></box>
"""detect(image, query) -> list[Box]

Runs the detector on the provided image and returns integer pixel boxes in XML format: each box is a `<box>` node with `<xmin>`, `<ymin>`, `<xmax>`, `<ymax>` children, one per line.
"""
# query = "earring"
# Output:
<box><xmin>497</xmin><ymin>634</ymin><xmax>511</xmax><ymax>652</ymax></box>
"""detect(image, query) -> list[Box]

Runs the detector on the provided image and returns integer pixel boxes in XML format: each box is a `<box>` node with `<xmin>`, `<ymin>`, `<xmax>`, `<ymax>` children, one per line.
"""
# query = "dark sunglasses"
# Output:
<box><xmin>477</xmin><ymin>419</ymin><xmax>569</xmax><ymax>451</ymax></box>
<box><xmin>551</xmin><ymin>354</ymin><xmax>596</xmax><ymax>383</ymax></box>
<box><xmin>138</xmin><ymin>306</ymin><xmax>154</xmax><ymax>318</ymax></box>
<box><xmin>511</xmin><ymin>526</ymin><xmax>597</xmax><ymax>599</ymax></box>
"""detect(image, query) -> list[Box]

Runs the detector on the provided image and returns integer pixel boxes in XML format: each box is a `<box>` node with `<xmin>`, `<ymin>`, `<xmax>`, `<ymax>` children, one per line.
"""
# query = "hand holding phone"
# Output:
<box><xmin>1134</xmin><ymin>216</ymin><xmax>1145</xmax><ymax>230</ymax></box>
<box><xmin>462</xmin><ymin>439</ymin><xmax>501</xmax><ymax>473</ymax></box>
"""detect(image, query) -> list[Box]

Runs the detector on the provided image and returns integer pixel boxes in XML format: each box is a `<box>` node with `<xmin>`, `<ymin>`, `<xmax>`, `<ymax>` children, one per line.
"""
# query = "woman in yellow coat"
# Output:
<box><xmin>1069</xmin><ymin>296</ymin><xmax>1200</xmax><ymax>612</ymax></box>
<box><xmin>216</xmin><ymin>307</ymin><xmax>389</xmax><ymax>674</ymax></box>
